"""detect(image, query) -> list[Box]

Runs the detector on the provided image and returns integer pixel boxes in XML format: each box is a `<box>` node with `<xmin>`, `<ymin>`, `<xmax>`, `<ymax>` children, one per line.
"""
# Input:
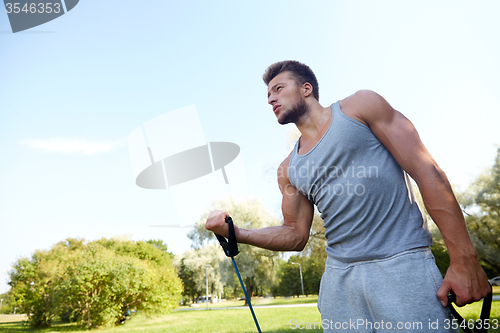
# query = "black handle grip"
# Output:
<box><xmin>214</xmin><ymin>216</ymin><xmax>239</xmax><ymax>258</ymax></box>
<box><xmin>447</xmin><ymin>285</ymin><xmax>493</xmax><ymax>333</ymax></box>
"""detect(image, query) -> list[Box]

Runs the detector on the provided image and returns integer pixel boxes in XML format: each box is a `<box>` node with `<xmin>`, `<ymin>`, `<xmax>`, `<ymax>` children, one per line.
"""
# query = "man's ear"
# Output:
<box><xmin>302</xmin><ymin>82</ymin><xmax>313</xmax><ymax>98</ymax></box>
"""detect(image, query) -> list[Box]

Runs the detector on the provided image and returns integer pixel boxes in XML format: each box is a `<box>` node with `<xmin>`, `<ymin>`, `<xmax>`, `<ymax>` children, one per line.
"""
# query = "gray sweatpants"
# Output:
<box><xmin>318</xmin><ymin>247</ymin><xmax>457</xmax><ymax>332</ymax></box>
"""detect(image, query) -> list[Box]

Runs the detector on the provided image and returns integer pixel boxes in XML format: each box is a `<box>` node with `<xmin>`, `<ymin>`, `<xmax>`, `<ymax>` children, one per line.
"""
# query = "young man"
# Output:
<box><xmin>205</xmin><ymin>61</ymin><xmax>490</xmax><ymax>332</ymax></box>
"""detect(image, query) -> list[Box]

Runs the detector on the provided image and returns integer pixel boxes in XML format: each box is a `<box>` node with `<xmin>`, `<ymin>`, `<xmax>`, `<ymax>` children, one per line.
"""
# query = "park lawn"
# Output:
<box><xmin>190</xmin><ymin>295</ymin><xmax>319</xmax><ymax>309</ymax></box>
<box><xmin>452</xmin><ymin>299</ymin><xmax>500</xmax><ymax>331</ymax></box>
<box><xmin>184</xmin><ymin>288</ymin><xmax>499</xmax><ymax>309</ymax></box>
<box><xmin>0</xmin><ymin>299</ymin><xmax>498</xmax><ymax>333</ymax></box>
<box><xmin>0</xmin><ymin>306</ymin><xmax>323</xmax><ymax>333</ymax></box>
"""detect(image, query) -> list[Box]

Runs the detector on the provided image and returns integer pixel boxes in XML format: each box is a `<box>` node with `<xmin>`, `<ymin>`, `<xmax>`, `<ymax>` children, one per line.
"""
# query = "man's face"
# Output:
<box><xmin>267</xmin><ymin>72</ymin><xmax>309</xmax><ymax>125</ymax></box>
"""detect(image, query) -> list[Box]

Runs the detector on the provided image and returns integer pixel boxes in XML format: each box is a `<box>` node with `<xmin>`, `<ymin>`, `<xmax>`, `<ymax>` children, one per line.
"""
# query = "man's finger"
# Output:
<box><xmin>436</xmin><ymin>282</ymin><xmax>452</xmax><ymax>307</ymax></box>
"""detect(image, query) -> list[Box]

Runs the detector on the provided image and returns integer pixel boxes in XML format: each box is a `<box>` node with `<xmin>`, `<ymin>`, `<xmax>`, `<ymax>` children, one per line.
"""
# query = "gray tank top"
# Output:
<box><xmin>288</xmin><ymin>101</ymin><xmax>432</xmax><ymax>262</ymax></box>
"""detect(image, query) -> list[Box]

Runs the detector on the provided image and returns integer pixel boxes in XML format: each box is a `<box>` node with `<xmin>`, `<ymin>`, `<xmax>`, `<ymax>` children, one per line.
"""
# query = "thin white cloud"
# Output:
<box><xmin>20</xmin><ymin>138</ymin><xmax>122</xmax><ymax>155</ymax></box>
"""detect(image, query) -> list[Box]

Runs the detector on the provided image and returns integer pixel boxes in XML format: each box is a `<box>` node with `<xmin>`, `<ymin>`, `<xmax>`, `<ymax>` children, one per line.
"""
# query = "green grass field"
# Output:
<box><xmin>0</xmin><ymin>295</ymin><xmax>498</xmax><ymax>333</ymax></box>
<box><xmin>0</xmin><ymin>306</ymin><xmax>322</xmax><ymax>333</ymax></box>
<box><xmin>185</xmin><ymin>295</ymin><xmax>318</xmax><ymax>309</ymax></box>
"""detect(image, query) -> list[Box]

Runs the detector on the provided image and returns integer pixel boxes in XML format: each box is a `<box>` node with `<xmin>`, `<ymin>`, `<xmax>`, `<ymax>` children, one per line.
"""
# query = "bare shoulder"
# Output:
<box><xmin>340</xmin><ymin>90</ymin><xmax>396</xmax><ymax>126</ymax></box>
<box><xmin>342</xmin><ymin>90</ymin><xmax>391</xmax><ymax>109</ymax></box>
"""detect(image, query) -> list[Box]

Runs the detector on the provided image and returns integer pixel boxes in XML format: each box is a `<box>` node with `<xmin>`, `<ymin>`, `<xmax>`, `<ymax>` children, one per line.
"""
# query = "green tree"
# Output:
<box><xmin>8</xmin><ymin>237</ymin><xmax>182</xmax><ymax>329</ymax></box>
<box><xmin>277</xmin><ymin>251</ymin><xmax>324</xmax><ymax>297</ymax></box>
<box><xmin>458</xmin><ymin>148</ymin><xmax>500</xmax><ymax>277</ymax></box>
<box><xmin>146</xmin><ymin>239</ymin><xmax>175</xmax><ymax>260</ymax></box>
<box><xmin>0</xmin><ymin>291</ymin><xmax>15</xmax><ymax>314</ymax></box>
<box><xmin>8</xmin><ymin>246</ymin><xmax>67</xmax><ymax>327</ymax></box>
<box><xmin>277</xmin><ymin>259</ymin><xmax>302</xmax><ymax>297</ymax></box>
<box><xmin>97</xmin><ymin>238</ymin><xmax>174</xmax><ymax>267</ymax></box>
<box><xmin>174</xmin><ymin>257</ymin><xmax>200</xmax><ymax>304</ymax></box>
<box><xmin>181</xmin><ymin>244</ymin><xmax>226</xmax><ymax>304</ymax></box>
<box><xmin>274</xmin><ymin>213</ymin><xmax>326</xmax><ymax>297</ymax></box>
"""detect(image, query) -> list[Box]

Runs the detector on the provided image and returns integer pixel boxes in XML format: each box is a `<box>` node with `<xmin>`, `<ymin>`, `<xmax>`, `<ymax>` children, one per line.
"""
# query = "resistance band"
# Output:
<box><xmin>214</xmin><ymin>216</ymin><xmax>262</xmax><ymax>333</ymax></box>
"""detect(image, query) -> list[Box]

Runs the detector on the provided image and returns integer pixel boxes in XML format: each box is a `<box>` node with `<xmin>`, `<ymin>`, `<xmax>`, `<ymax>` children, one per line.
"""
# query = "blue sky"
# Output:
<box><xmin>1</xmin><ymin>0</ymin><xmax>500</xmax><ymax>293</ymax></box>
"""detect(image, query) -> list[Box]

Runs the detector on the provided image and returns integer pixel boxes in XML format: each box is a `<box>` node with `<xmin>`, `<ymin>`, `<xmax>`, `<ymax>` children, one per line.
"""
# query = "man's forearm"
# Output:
<box><xmin>415</xmin><ymin>165</ymin><xmax>477</xmax><ymax>262</ymax></box>
<box><xmin>414</xmin><ymin>163</ymin><xmax>492</xmax><ymax>306</ymax></box>
<box><xmin>236</xmin><ymin>224</ymin><xmax>307</xmax><ymax>252</ymax></box>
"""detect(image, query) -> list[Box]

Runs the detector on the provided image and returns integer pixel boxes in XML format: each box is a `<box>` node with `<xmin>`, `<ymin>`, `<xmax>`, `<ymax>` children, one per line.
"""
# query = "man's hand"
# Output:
<box><xmin>437</xmin><ymin>256</ymin><xmax>491</xmax><ymax>307</ymax></box>
<box><xmin>205</xmin><ymin>210</ymin><xmax>233</xmax><ymax>239</ymax></box>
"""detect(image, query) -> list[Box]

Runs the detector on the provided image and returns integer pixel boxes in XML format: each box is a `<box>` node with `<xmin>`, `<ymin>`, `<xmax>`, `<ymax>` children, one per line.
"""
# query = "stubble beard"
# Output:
<box><xmin>278</xmin><ymin>97</ymin><xmax>310</xmax><ymax>125</ymax></box>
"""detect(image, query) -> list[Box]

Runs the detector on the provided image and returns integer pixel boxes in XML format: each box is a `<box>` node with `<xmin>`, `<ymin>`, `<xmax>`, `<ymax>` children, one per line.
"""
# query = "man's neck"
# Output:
<box><xmin>295</xmin><ymin>100</ymin><xmax>331</xmax><ymax>143</ymax></box>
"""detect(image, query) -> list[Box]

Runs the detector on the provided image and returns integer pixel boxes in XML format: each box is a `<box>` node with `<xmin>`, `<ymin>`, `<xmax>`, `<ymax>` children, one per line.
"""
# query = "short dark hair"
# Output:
<box><xmin>263</xmin><ymin>60</ymin><xmax>319</xmax><ymax>100</ymax></box>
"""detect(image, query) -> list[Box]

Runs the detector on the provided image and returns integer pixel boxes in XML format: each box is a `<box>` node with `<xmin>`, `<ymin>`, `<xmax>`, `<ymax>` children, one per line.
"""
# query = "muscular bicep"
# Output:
<box><xmin>277</xmin><ymin>158</ymin><xmax>314</xmax><ymax>249</ymax></box>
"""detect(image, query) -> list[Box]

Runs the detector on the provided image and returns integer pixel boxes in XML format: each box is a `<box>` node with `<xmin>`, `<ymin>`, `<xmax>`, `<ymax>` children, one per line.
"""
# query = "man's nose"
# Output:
<box><xmin>268</xmin><ymin>94</ymin><xmax>276</xmax><ymax>105</ymax></box>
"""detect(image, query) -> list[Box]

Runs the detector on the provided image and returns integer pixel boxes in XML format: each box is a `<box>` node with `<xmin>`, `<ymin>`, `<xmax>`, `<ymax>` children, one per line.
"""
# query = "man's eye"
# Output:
<box><xmin>277</xmin><ymin>86</ymin><xmax>282</xmax><ymax>91</ymax></box>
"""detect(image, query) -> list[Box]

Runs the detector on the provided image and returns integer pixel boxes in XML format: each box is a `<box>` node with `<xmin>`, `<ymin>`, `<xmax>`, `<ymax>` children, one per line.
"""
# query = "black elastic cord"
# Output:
<box><xmin>213</xmin><ymin>216</ymin><xmax>261</xmax><ymax>332</ymax></box>
<box><xmin>447</xmin><ymin>285</ymin><xmax>493</xmax><ymax>333</ymax></box>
